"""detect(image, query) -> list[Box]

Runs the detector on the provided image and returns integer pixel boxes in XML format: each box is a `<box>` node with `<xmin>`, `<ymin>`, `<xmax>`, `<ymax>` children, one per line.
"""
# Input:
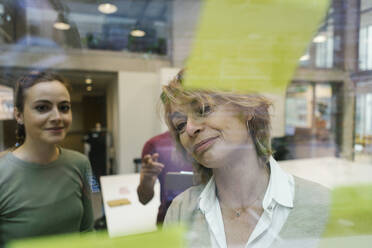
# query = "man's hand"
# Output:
<box><xmin>140</xmin><ymin>153</ymin><xmax>164</xmax><ymax>180</ymax></box>
<box><xmin>137</xmin><ymin>153</ymin><xmax>164</xmax><ymax>205</ymax></box>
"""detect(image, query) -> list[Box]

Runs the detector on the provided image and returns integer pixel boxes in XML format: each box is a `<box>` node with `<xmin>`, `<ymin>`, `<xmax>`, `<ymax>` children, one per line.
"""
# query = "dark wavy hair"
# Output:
<box><xmin>161</xmin><ymin>70</ymin><xmax>273</xmax><ymax>184</ymax></box>
<box><xmin>14</xmin><ymin>71</ymin><xmax>71</xmax><ymax>146</ymax></box>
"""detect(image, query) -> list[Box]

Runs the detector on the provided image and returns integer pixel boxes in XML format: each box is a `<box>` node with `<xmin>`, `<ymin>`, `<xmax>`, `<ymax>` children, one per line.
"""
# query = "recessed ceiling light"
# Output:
<box><xmin>98</xmin><ymin>3</ymin><xmax>117</xmax><ymax>14</ymax></box>
<box><xmin>85</xmin><ymin>78</ymin><xmax>92</xmax><ymax>84</ymax></box>
<box><xmin>54</xmin><ymin>21</ymin><xmax>70</xmax><ymax>30</ymax></box>
<box><xmin>54</xmin><ymin>13</ymin><xmax>70</xmax><ymax>30</ymax></box>
<box><xmin>130</xmin><ymin>29</ymin><xmax>146</xmax><ymax>37</ymax></box>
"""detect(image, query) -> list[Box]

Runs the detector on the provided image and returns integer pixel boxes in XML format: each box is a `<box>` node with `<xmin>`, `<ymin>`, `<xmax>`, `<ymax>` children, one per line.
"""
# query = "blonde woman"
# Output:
<box><xmin>160</xmin><ymin>71</ymin><xmax>330</xmax><ymax>248</ymax></box>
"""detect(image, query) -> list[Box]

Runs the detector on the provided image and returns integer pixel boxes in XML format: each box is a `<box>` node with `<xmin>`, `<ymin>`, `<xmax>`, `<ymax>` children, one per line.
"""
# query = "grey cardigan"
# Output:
<box><xmin>164</xmin><ymin>176</ymin><xmax>330</xmax><ymax>248</ymax></box>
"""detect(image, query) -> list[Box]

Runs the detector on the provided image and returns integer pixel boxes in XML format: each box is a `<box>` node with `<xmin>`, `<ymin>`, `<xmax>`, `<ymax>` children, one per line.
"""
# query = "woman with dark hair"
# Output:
<box><xmin>159</xmin><ymin>71</ymin><xmax>330</xmax><ymax>248</ymax></box>
<box><xmin>0</xmin><ymin>72</ymin><xmax>93</xmax><ymax>246</ymax></box>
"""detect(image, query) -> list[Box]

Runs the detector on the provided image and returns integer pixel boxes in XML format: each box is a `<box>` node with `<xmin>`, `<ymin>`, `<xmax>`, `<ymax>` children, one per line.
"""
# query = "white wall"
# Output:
<box><xmin>106</xmin><ymin>77</ymin><xmax>119</xmax><ymax>173</ymax></box>
<box><xmin>117</xmin><ymin>71</ymin><xmax>162</xmax><ymax>174</ymax></box>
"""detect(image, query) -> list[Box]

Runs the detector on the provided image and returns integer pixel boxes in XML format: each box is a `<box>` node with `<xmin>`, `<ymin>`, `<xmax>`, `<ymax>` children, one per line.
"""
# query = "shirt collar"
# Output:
<box><xmin>198</xmin><ymin>156</ymin><xmax>294</xmax><ymax>213</ymax></box>
<box><xmin>198</xmin><ymin>175</ymin><xmax>217</xmax><ymax>214</ymax></box>
<box><xmin>262</xmin><ymin>156</ymin><xmax>294</xmax><ymax>210</ymax></box>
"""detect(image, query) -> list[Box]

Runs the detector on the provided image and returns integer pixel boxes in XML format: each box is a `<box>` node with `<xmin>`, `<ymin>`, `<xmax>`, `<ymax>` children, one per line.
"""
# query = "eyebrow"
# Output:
<box><xmin>170</xmin><ymin>111</ymin><xmax>186</xmax><ymax>122</ymax></box>
<box><xmin>33</xmin><ymin>100</ymin><xmax>71</xmax><ymax>105</ymax></box>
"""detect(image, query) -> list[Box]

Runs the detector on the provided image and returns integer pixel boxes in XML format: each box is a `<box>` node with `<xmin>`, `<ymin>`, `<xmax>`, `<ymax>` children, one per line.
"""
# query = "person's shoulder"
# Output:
<box><xmin>61</xmin><ymin>148</ymin><xmax>88</xmax><ymax>159</ymax></box>
<box><xmin>171</xmin><ymin>184</ymin><xmax>205</xmax><ymax>209</ymax></box>
<box><xmin>279</xmin><ymin>176</ymin><xmax>331</xmax><ymax>241</ymax></box>
<box><xmin>165</xmin><ymin>184</ymin><xmax>205</xmax><ymax>224</ymax></box>
<box><xmin>0</xmin><ymin>149</ymin><xmax>10</xmax><ymax>158</ymax></box>
<box><xmin>293</xmin><ymin>176</ymin><xmax>330</xmax><ymax>205</ymax></box>
<box><xmin>0</xmin><ymin>151</ymin><xmax>17</xmax><ymax>180</ymax></box>
<box><xmin>143</xmin><ymin>132</ymin><xmax>172</xmax><ymax>154</ymax></box>
<box><xmin>0</xmin><ymin>151</ymin><xmax>11</xmax><ymax>169</ymax></box>
<box><xmin>146</xmin><ymin>132</ymin><xmax>172</xmax><ymax>146</ymax></box>
<box><xmin>60</xmin><ymin>148</ymin><xmax>90</xmax><ymax>167</ymax></box>
<box><xmin>294</xmin><ymin>176</ymin><xmax>330</xmax><ymax>192</ymax></box>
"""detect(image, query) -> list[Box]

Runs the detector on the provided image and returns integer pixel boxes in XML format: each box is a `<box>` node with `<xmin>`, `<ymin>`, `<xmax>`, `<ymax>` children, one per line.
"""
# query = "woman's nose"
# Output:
<box><xmin>50</xmin><ymin>107</ymin><xmax>62</xmax><ymax>121</ymax></box>
<box><xmin>185</xmin><ymin>117</ymin><xmax>203</xmax><ymax>137</ymax></box>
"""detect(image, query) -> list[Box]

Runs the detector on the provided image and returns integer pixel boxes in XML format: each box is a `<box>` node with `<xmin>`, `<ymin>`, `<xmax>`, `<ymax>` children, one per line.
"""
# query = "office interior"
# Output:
<box><xmin>0</xmin><ymin>0</ymin><xmax>372</xmax><ymax>242</ymax></box>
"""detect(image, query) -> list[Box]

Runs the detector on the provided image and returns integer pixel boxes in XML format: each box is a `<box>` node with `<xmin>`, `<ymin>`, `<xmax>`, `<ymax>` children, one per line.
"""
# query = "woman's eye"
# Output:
<box><xmin>59</xmin><ymin>104</ymin><xmax>71</xmax><ymax>113</ymax></box>
<box><xmin>175</xmin><ymin>122</ymin><xmax>186</xmax><ymax>133</ymax></box>
<box><xmin>198</xmin><ymin>104</ymin><xmax>212</xmax><ymax>116</ymax></box>
<box><xmin>35</xmin><ymin>105</ymin><xmax>50</xmax><ymax>112</ymax></box>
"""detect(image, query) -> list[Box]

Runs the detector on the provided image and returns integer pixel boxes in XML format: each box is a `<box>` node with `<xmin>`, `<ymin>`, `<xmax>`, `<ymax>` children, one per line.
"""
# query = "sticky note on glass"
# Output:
<box><xmin>8</xmin><ymin>227</ymin><xmax>185</xmax><ymax>248</ymax></box>
<box><xmin>319</xmin><ymin>184</ymin><xmax>372</xmax><ymax>248</ymax></box>
<box><xmin>184</xmin><ymin>0</ymin><xmax>330</xmax><ymax>94</ymax></box>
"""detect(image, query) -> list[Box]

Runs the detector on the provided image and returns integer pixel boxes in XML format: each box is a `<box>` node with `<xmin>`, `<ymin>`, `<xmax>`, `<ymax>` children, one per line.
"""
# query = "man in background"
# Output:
<box><xmin>137</xmin><ymin>131</ymin><xmax>193</xmax><ymax>224</ymax></box>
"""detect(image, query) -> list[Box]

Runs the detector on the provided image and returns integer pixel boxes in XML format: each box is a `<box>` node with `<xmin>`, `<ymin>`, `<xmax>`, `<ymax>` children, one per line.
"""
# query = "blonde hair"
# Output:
<box><xmin>161</xmin><ymin>70</ymin><xmax>273</xmax><ymax>184</ymax></box>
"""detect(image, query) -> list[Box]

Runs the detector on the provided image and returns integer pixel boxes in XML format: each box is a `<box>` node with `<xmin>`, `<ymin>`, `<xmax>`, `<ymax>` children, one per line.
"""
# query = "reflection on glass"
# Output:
<box><xmin>0</xmin><ymin>0</ymin><xmax>169</xmax><ymax>55</ymax></box>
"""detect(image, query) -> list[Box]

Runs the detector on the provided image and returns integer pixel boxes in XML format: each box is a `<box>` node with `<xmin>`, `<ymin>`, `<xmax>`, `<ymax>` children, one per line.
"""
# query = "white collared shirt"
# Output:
<box><xmin>198</xmin><ymin>157</ymin><xmax>295</xmax><ymax>248</ymax></box>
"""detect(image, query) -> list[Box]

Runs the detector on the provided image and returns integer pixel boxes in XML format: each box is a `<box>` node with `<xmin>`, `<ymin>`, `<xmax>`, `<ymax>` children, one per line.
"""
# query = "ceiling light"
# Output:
<box><xmin>130</xmin><ymin>29</ymin><xmax>146</xmax><ymax>37</ymax></box>
<box><xmin>85</xmin><ymin>78</ymin><xmax>92</xmax><ymax>84</ymax></box>
<box><xmin>313</xmin><ymin>34</ymin><xmax>326</xmax><ymax>43</ymax></box>
<box><xmin>86</xmin><ymin>86</ymin><xmax>92</xmax><ymax>91</ymax></box>
<box><xmin>54</xmin><ymin>13</ymin><xmax>70</xmax><ymax>30</ymax></box>
<box><xmin>98</xmin><ymin>3</ymin><xmax>117</xmax><ymax>14</ymax></box>
<box><xmin>54</xmin><ymin>22</ymin><xmax>70</xmax><ymax>30</ymax></box>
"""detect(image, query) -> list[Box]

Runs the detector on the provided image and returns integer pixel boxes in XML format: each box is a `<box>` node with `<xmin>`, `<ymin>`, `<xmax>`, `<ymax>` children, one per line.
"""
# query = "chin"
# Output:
<box><xmin>45</xmin><ymin>136</ymin><xmax>66</xmax><ymax>145</ymax></box>
<box><xmin>195</xmin><ymin>150</ymin><xmax>222</xmax><ymax>168</ymax></box>
<box><xmin>196</xmin><ymin>146</ymin><xmax>238</xmax><ymax>168</ymax></box>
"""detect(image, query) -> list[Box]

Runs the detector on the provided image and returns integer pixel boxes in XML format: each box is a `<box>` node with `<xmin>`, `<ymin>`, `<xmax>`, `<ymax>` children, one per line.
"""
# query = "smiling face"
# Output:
<box><xmin>170</xmin><ymin>101</ymin><xmax>252</xmax><ymax>168</ymax></box>
<box><xmin>15</xmin><ymin>80</ymin><xmax>72</xmax><ymax>146</ymax></box>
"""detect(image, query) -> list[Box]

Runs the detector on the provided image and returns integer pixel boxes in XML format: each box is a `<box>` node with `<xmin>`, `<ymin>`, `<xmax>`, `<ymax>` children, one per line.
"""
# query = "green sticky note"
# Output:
<box><xmin>184</xmin><ymin>0</ymin><xmax>330</xmax><ymax>94</ymax></box>
<box><xmin>319</xmin><ymin>184</ymin><xmax>372</xmax><ymax>248</ymax></box>
<box><xmin>7</xmin><ymin>227</ymin><xmax>185</xmax><ymax>248</ymax></box>
<box><xmin>323</xmin><ymin>184</ymin><xmax>372</xmax><ymax>237</ymax></box>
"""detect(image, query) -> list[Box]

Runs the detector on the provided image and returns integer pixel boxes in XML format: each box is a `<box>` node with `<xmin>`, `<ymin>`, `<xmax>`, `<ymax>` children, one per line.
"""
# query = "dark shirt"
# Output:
<box><xmin>84</xmin><ymin>131</ymin><xmax>107</xmax><ymax>180</ymax></box>
<box><xmin>141</xmin><ymin>131</ymin><xmax>193</xmax><ymax>224</ymax></box>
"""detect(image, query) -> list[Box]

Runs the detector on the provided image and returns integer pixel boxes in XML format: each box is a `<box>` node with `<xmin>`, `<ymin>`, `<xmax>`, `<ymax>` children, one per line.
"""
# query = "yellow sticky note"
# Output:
<box><xmin>319</xmin><ymin>184</ymin><xmax>372</xmax><ymax>248</ymax></box>
<box><xmin>184</xmin><ymin>0</ymin><xmax>330</xmax><ymax>94</ymax></box>
<box><xmin>8</xmin><ymin>227</ymin><xmax>185</xmax><ymax>248</ymax></box>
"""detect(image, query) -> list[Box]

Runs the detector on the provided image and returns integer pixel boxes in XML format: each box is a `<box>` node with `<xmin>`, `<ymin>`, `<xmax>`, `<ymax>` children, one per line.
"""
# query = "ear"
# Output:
<box><xmin>14</xmin><ymin>107</ymin><xmax>24</xmax><ymax>125</ymax></box>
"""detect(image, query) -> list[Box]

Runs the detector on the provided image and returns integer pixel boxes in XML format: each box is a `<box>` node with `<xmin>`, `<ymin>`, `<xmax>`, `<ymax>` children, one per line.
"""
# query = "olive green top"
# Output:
<box><xmin>0</xmin><ymin>148</ymin><xmax>94</xmax><ymax>247</ymax></box>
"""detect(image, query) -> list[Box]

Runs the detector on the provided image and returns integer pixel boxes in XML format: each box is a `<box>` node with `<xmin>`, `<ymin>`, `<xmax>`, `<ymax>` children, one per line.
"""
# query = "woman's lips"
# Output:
<box><xmin>193</xmin><ymin>136</ymin><xmax>219</xmax><ymax>154</ymax></box>
<box><xmin>46</xmin><ymin>127</ymin><xmax>64</xmax><ymax>133</ymax></box>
